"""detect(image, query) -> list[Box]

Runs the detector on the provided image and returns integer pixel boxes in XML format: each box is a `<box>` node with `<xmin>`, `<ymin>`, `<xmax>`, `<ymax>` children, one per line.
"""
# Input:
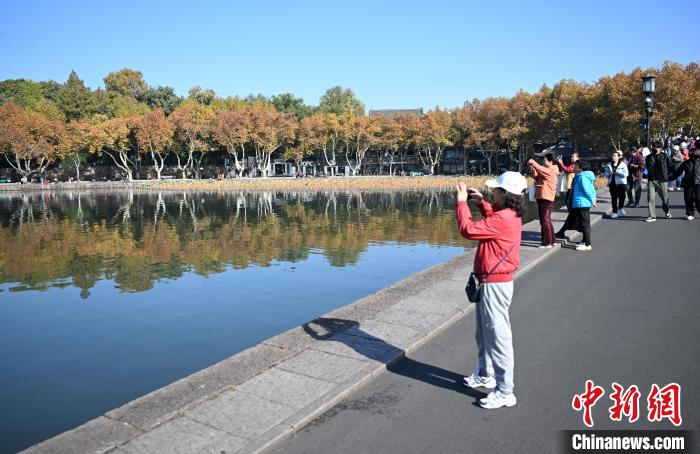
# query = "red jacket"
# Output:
<box><xmin>456</xmin><ymin>200</ymin><xmax>521</xmax><ymax>283</ymax></box>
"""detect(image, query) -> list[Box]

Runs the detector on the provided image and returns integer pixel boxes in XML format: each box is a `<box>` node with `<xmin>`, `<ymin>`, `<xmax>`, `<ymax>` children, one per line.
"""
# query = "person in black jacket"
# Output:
<box><xmin>668</xmin><ymin>145</ymin><xmax>700</xmax><ymax>220</ymax></box>
<box><xmin>645</xmin><ymin>142</ymin><xmax>672</xmax><ymax>222</ymax></box>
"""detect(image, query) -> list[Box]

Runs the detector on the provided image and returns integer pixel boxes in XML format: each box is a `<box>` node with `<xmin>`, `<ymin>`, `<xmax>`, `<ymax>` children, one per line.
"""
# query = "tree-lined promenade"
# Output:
<box><xmin>1</xmin><ymin>62</ymin><xmax>698</xmax><ymax>183</ymax></box>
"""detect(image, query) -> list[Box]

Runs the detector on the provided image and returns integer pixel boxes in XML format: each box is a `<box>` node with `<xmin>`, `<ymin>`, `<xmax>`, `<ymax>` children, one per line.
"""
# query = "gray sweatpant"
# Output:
<box><xmin>475</xmin><ymin>281</ymin><xmax>515</xmax><ymax>395</ymax></box>
<box><xmin>647</xmin><ymin>180</ymin><xmax>669</xmax><ymax>218</ymax></box>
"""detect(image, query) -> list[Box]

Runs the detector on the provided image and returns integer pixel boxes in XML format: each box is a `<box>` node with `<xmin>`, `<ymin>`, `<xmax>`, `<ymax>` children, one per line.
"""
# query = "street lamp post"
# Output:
<box><xmin>642</xmin><ymin>74</ymin><xmax>656</xmax><ymax>148</ymax></box>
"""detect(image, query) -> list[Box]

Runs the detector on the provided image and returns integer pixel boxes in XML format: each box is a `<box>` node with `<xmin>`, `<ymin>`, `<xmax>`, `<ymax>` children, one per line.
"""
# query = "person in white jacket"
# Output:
<box><xmin>604</xmin><ymin>150</ymin><xmax>630</xmax><ymax>218</ymax></box>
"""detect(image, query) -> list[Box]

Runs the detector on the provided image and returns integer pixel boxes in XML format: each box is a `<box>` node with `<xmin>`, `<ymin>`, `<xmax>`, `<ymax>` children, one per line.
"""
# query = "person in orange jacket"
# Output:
<box><xmin>528</xmin><ymin>153</ymin><xmax>559</xmax><ymax>248</ymax></box>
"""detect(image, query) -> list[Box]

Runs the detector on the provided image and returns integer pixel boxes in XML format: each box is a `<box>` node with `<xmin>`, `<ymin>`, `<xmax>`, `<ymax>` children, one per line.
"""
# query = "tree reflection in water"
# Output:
<box><xmin>0</xmin><ymin>189</ymin><xmax>506</xmax><ymax>298</ymax></box>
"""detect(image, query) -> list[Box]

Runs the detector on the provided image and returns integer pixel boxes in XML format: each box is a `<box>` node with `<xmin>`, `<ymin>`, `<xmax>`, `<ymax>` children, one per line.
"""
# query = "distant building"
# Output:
<box><xmin>368</xmin><ymin>108</ymin><xmax>424</xmax><ymax>118</ymax></box>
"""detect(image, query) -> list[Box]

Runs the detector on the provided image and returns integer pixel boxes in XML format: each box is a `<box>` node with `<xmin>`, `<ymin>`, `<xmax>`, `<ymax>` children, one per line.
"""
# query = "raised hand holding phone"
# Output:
<box><xmin>468</xmin><ymin>187</ymin><xmax>483</xmax><ymax>203</ymax></box>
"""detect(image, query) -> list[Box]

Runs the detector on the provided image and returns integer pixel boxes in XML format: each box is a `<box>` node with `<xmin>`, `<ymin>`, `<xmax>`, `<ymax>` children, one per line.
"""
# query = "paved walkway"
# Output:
<box><xmin>271</xmin><ymin>190</ymin><xmax>700</xmax><ymax>453</ymax></box>
<box><xmin>24</xmin><ymin>191</ymin><xmax>609</xmax><ymax>454</ymax></box>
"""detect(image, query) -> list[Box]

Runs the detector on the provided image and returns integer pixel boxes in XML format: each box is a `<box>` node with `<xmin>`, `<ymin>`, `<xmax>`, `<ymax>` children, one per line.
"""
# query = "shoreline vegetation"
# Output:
<box><xmin>0</xmin><ymin>175</ymin><xmax>493</xmax><ymax>192</ymax></box>
<box><xmin>0</xmin><ymin>175</ymin><xmax>608</xmax><ymax>192</ymax></box>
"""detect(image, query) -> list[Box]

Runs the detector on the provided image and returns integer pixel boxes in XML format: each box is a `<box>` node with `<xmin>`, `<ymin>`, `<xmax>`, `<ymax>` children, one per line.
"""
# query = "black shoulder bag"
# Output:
<box><xmin>465</xmin><ymin>244</ymin><xmax>516</xmax><ymax>303</ymax></box>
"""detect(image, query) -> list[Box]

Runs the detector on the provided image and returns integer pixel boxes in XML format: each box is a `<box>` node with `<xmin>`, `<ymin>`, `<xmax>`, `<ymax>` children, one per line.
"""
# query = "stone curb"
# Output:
<box><xmin>23</xmin><ymin>190</ymin><xmax>612</xmax><ymax>454</ymax></box>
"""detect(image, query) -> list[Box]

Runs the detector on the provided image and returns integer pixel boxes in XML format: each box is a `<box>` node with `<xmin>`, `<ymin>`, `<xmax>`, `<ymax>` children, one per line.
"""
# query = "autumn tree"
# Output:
<box><xmin>134</xmin><ymin>109</ymin><xmax>174</xmax><ymax>180</ymax></box>
<box><xmin>394</xmin><ymin>113</ymin><xmax>422</xmax><ymax>175</ymax></box>
<box><xmin>462</xmin><ymin>98</ymin><xmax>510</xmax><ymax>175</ymax></box>
<box><xmin>170</xmin><ymin>99</ymin><xmax>214</xmax><ymax>178</ymax></box>
<box><xmin>655</xmin><ymin>61</ymin><xmax>700</xmax><ymax>137</ymax></box>
<box><xmin>592</xmin><ymin>69</ymin><xmax>642</xmax><ymax>150</ymax></box>
<box><xmin>88</xmin><ymin>115</ymin><xmax>135</xmax><ymax>180</ymax></box>
<box><xmin>298</xmin><ymin>113</ymin><xmax>344</xmax><ymax>176</ymax></box>
<box><xmin>298</xmin><ymin>114</ymin><xmax>327</xmax><ymax>174</ymax></box>
<box><xmin>211</xmin><ymin>107</ymin><xmax>251</xmax><ymax>177</ymax></box>
<box><xmin>450</xmin><ymin>106</ymin><xmax>475</xmax><ymax>174</ymax></box>
<box><xmin>0</xmin><ymin>102</ymin><xmax>62</xmax><ymax>181</ymax></box>
<box><xmin>502</xmin><ymin>91</ymin><xmax>531</xmax><ymax>171</ymax></box>
<box><xmin>345</xmin><ymin>115</ymin><xmax>379</xmax><ymax>175</ymax></box>
<box><xmin>59</xmin><ymin>117</ymin><xmax>93</xmax><ymax>181</ymax></box>
<box><xmin>282</xmin><ymin>144</ymin><xmax>311</xmax><ymax>175</ymax></box>
<box><xmin>322</xmin><ymin>113</ymin><xmax>344</xmax><ymax>175</ymax></box>
<box><xmin>374</xmin><ymin>116</ymin><xmax>402</xmax><ymax>175</ymax></box>
<box><xmin>248</xmin><ymin>103</ymin><xmax>294</xmax><ymax>177</ymax></box>
<box><xmin>416</xmin><ymin>109</ymin><xmax>452</xmax><ymax>175</ymax></box>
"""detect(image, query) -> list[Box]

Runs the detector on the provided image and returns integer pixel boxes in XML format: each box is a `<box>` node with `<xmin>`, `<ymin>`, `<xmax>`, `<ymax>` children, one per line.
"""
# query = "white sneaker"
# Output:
<box><xmin>575</xmin><ymin>244</ymin><xmax>592</xmax><ymax>252</ymax></box>
<box><xmin>480</xmin><ymin>390</ymin><xmax>517</xmax><ymax>409</ymax></box>
<box><xmin>611</xmin><ymin>213</ymin><xmax>619</xmax><ymax>219</ymax></box>
<box><xmin>619</xmin><ymin>209</ymin><xmax>626</xmax><ymax>216</ymax></box>
<box><xmin>463</xmin><ymin>373</ymin><xmax>497</xmax><ymax>389</ymax></box>
<box><xmin>686</xmin><ymin>215</ymin><xmax>695</xmax><ymax>221</ymax></box>
<box><xmin>665</xmin><ymin>212</ymin><xmax>672</xmax><ymax>219</ymax></box>
<box><xmin>537</xmin><ymin>244</ymin><xmax>553</xmax><ymax>249</ymax></box>
<box><xmin>645</xmin><ymin>217</ymin><xmax>656</xmax><ymax>223</ymax></box>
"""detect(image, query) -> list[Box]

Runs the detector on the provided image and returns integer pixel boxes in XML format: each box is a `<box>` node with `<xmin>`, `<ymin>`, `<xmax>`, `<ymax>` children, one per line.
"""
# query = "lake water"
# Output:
<box><xmin>0</xmin><ymin>189</ymin><xmax>539</xmax><ymax>452</ymax></box>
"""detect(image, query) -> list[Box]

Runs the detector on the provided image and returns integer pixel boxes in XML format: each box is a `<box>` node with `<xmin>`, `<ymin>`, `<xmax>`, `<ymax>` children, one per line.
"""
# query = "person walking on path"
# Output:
<box><xmin>604</xmin><ymin>150</ymin><xmax>629</xmax><ymax>219</ymax></box>
<box><xmin>557</xmin><ymin>152</ymin><xmax>579</xmax><ymax>211</ymax></box>
<box><xmin>555</xmin><ymin>162</ymin><xmax>596</xmax><ymax>251</ymax></box>
<box><xmin>668</xmin><ymin>145</ymin><xmax>700</xmax><ymax>220</ymax></box>
<box><xmin>626</xmin><ymin>146</ymin><xmax>646</xmax><ymax>207</ymax></box>
<box><xmin>669</xmin><ymin>145</ymin><xmax>685</xmax><ymax>191</ymax></box>
<box><xmin>456</xmin><ymin>171</ymin><xmax>527</xmax><ymax>410</ymax></box>
<box><xmin>528</xmin><ymin>154</ymin><xmax>559</xmax><ymax>248</ymax></box>
<box><xmin>645</xmin><ymin>142</ymin><xmax>672</xmax><ymax>222</ymax></box>
<box><xmin>623</xmin><ymin>149</ymin><xmax>634</xmax><ymax>203</ymax></box>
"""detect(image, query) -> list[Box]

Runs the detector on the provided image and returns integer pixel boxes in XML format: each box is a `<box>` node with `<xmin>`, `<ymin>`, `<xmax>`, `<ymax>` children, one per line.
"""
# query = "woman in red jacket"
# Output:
<box><xmin>456</xmin><ymin>171</ymin><xmax>527</xmax><ymax>410</ymax></box>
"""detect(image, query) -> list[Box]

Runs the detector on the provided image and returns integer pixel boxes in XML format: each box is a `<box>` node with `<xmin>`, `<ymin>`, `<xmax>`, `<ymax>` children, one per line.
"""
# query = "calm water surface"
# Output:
<box><xmin>0</xmin><ymin>189</ymin><xmax>538</xmax><ymax>452</ymax></box>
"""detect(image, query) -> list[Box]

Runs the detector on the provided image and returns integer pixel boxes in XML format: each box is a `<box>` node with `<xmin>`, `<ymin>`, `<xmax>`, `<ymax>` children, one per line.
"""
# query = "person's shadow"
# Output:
<box><xmin>302</xmin><ymin>317</ymin><xmax>487</xmax><ymax>403</ymax></box>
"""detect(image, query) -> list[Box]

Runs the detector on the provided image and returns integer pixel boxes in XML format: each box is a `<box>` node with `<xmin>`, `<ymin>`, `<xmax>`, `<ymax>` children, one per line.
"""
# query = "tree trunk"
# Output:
<box><xmin>151</xmin><ymin>150</ymin><xmax>165</xmax><ymax>180</ymax></box>
<box><xmin>105</xmin><ymin>149</ymin><xmax>133</xmax><ymax>181</ymax></box>
<box><xmin>71</xmin><ymin>155</ymin><xmax>81</xmax><ymax>182</ymax></box>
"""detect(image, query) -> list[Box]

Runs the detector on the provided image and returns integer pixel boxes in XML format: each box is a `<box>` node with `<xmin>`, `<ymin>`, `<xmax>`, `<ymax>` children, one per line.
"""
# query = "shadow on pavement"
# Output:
<box><xmin>302</xmin><ymin>317</ymin><xmax>487</xmax><ymax>402</ymax></box>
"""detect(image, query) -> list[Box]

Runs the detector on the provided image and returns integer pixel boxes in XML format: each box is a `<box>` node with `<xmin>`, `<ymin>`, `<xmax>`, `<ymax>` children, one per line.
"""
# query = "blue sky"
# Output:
<box><xmin>1</xmin><ymin>0</ymin><xmax>698</xmax><ymax>110</ymax></box>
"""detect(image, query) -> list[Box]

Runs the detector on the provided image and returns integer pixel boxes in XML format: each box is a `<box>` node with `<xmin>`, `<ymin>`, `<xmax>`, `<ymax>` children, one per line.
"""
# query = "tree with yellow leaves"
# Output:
<box><xmin>134</xmin><ymin>109</ymin><xmax>174</xmax><ymax>180</ymax></box>
<box><xmin>0</xmin><ymin>102</ymin><xmax>62</xmax><ymax>182</ymax></box>
<box><xmin>248</xmin><ymin>103</ymin><xmax>294</xmax><ymax>177</ymax></box>
<box><xmin>211</xmin><ymin>106</ymin><xmax>251</xmax><ymax>177</ymax></box>
<box><xmin>416</xmin><ymin>109</ymin><xmax>452</xmax><ymax>175</ymax></box>
<box><xmin>170</xmin><ymin>99</ymin><xmax>214</xmax><ymax>179</ymax></box>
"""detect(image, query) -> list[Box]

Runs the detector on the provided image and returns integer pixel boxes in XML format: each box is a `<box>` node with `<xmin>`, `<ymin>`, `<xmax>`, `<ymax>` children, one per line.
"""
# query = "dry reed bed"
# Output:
<box><xmin>143</xmin><ymin>176</ymin><xmax>496</xmax><ymax>192</ymax></box>
<box><xmin>144</xmin><ymin>174</ymin><xmax>607</xmax><ymax>192</ymax></box>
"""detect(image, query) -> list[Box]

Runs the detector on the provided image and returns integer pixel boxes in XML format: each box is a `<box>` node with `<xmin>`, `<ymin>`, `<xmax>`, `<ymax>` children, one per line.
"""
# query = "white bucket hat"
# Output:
<box><xmin>485</xmin><ymin>171</ymin><xmax>528</xmax><ymax>195</ymax></box>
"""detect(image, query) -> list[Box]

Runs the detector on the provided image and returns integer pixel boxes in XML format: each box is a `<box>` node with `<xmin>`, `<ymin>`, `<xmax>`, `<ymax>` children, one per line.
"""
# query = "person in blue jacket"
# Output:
<box><xmin>604</xmin><ymin>150</ymin><xmax>629</xmax><ymax>218</ymax></box>
<box><xmin>555</xmin><ymin>162</ymin><xmax>597</xmax><ymax>251</ymax></box>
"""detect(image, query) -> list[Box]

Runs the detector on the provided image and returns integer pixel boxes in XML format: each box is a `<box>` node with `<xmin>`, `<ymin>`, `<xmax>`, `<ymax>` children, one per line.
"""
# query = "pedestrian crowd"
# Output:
<box><xmin>452</xmin><ymin>136</ymin><xmax>699</xmax><ymax>410</ymax></box>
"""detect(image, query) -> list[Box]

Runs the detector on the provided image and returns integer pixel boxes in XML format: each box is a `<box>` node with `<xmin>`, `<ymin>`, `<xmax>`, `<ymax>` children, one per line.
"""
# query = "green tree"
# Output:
<box><xmin>271</xmin><ymin>93</ymin><xmax>315</xmax><ymax>119</ymax></box>
<box><xmin>141</xmin><ymin>86</ymin><xmax>183</xmax><ymax>115</ymax></box>
<box><xmin>0</xmin><ymin>79</ymin><xmax>45</xmax><ymax>108</ymax></box>
<box><xmin>319</xmin><ymin>86</ymin><xmax>365</xmax><ymax>116</ymax></box>
<box><xmin>39</xmin><ymin>80</ymin><xmax>62</xmax><ymax>103</ymax></box>
<box><xmin>103</xmin><ymin>68</ymin><xmax>148</xmax><ymax>98</ymax></box>
<box><xmin>58</xmin><ymin>71</ymin><xmax>95</xmax><ymax>121</ymax></box>
<box><xmin>188</xmin><ymin>86</ymin><xmax>217</xmax><ymax>105</ymax></box>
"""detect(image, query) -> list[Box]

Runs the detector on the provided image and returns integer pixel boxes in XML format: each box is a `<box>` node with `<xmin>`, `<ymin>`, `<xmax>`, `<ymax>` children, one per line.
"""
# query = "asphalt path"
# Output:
<box><xmin>271</xmin><ymin>190</ymin><xmax>700</xmax><ymax>454</ymax></box>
